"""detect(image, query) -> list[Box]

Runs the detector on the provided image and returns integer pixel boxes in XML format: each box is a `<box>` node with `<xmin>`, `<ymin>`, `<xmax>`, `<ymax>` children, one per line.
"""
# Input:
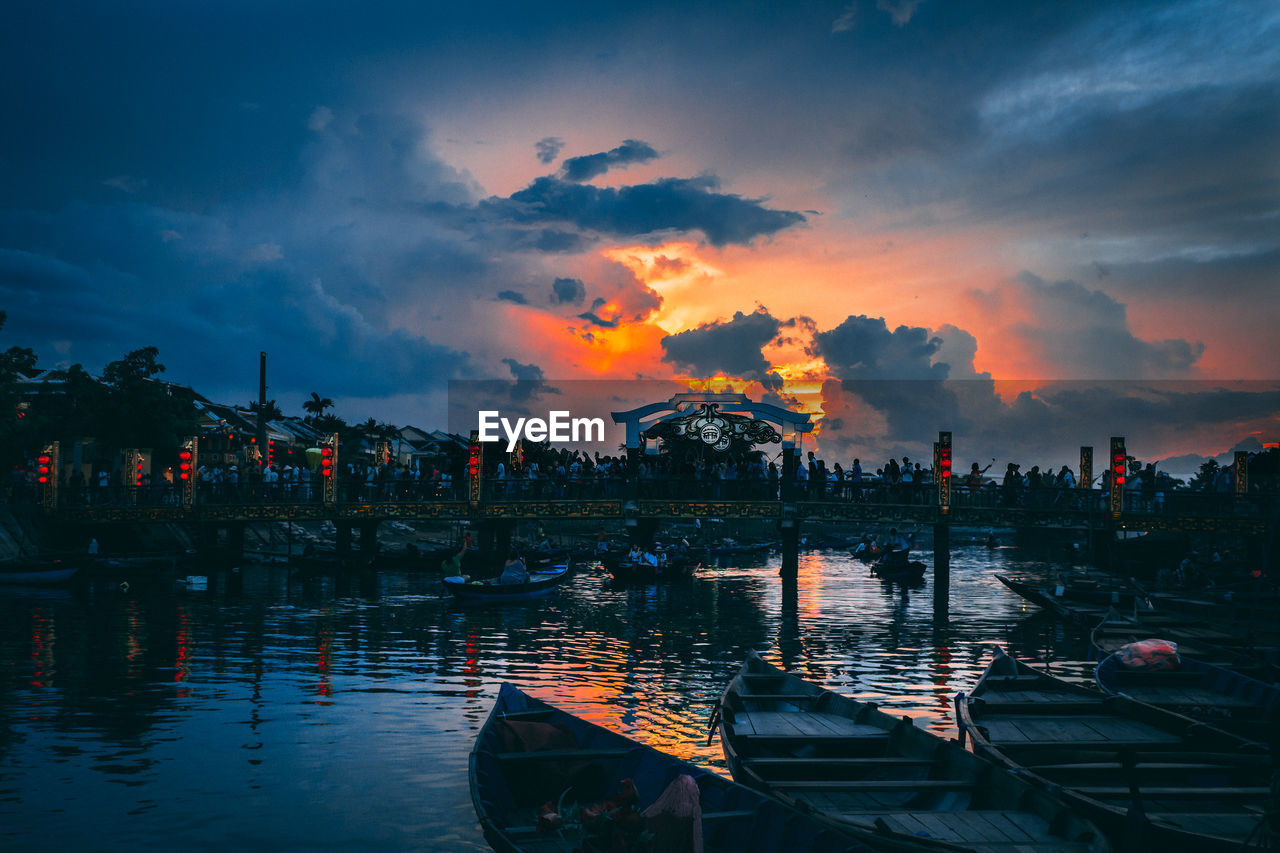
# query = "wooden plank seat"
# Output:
<box><xmin>744</xmin><ymin>757</ymin><xmax>935</xmax><ymax>768</ymax></box>
<box><xmin>828</xmin><ymin>810</ymin><xmax>1099</xmax><ymax>852</ymax></box>
<box><xmin>497</xmin><ymin>747</ymin><xmax>634</xmax><ymax>762</ymax></box>
<box><xmin>770</xmin><ymin>780</ymin><xmax>976</xmax><ymax>792</ymax></box>
<box><xmin>1074</xmin><ymin>786</ymin><xmax>1271</xmax><ymax>798</ymax></box>
<box><xmin>737</xmin><ymin>692</ymin><xmax>820</xmax><ymax>702</ymax></box>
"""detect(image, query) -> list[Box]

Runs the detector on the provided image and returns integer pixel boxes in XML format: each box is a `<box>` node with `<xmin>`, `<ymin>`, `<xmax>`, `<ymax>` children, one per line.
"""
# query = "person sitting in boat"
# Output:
<box><xmin>881</xmin><ymin>528</ymin><xmax>913</xmax><ymax>569</ymax></box>
<box><xmin>498</xmin><ymin>553</ymin><xmax>529</xmax><ymax>585</ymax></box>
<box><xmin>643</xmin><ymin>548</ymin><xmax>660</xmax><ymax>567</ymax></box>
<box><xmin>885</xmin><ymin>528</ymin><xmax>913</xmax><ymax>554</ymax></box>
<box><xmin>627</xmin><ymin>545</ymin><xmax>642</xmax><ymax>564</ymax></box>
<box><xmin>852</xmin><ymin>534</ymin><xmax>874</xmax><ymax>557</ymax></box>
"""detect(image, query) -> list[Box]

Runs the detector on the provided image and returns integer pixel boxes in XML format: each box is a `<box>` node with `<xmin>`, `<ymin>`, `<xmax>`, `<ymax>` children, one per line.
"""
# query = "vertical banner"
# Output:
<box><xmin>1109</xmin><ymin>437</ymin><xmax>1126</xmax><ymax>517</ymax></box>
<box><xmin>1079</xmin><ymin>446</ymin><xmax>1092</xmax><ymax>490</ymax></box>
<box><xmin>936</xmin><ymin>431</ymin><xmax>952</xmax><ymax>513</ymax></box>
<box><xmin>1234</xmin><ymin>450</ymin><xmax>1249</xmax><ymax>495</ymax></box>
<box><xmin>38</xmin><ymin>442</ymin><xmax>59</xmax><ymax>512</ymax></box>
<box><xmin>467</xmin><ymin>430</ymin><xmax>483</xmax><ymax>506</ymax></box>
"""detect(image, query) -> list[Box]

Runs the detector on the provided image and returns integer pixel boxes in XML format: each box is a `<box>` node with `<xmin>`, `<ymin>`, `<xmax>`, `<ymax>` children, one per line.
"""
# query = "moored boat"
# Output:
<box><xmin>0</xmin><ymin>560</ymin><xmax>79</xmax><ymax>584</ymax></box>
<box><xmin>444</xmin><ymin>563</ymin><xmax>570</xmax><ymax>602</ymax></box>
<box><xmin>957</xmin><ymin>647</ymin><xmax>1272</xmax><ymax>852</ymax></box>
<box><xmin>1095</xmin><ymin>649</ymin><xmax>1280</xmax><ymax>741</ymax></box>
<box><xmin>717</xmin><ymin>651</ymin><xmax>1110</xmax><ymax>852</ymax></box>
<box><xmin>471</xmin><ymin>682</ymin><xmax>886</xmax><ymax>853</ymax></box>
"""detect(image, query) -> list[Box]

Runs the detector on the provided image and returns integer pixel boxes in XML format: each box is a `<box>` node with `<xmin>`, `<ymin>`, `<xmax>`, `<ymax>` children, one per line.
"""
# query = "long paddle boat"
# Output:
<box><xmin>957</xmin><ymin>647</ymin><xmax>1273</xmax><ymax>852</ymax></box>
<box><xmin>471</xmin><ymin>682</ymin><xmax>896</xmax><ymax>853</ymax></box>
<box><xmin>717</xmin><ymin>651</ymin><xmax>1110</xmax><ymax>852</ymax></box>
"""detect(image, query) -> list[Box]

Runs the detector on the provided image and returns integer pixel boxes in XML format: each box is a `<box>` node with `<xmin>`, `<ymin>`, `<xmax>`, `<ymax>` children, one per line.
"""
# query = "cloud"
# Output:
<box><xmin>102</xmin><ymin>175</ymin><xmax>148</xmax><ymax>193</ymax></box>
<box><xmin>811</xmin><ymin>315</ymin><xmax>948</xmax><ymax>381</ymax></box>
<box><xmin>500</xmin><ymin>357</ymin><xmax>560</xmax><ymax>402</ymax></box>
<box><xmin>307</xmin><ymin>106</ymin><xmax>334</xmax><ymax>132</ymax></box>
<box><xmin>245</xmin><ymin>242</ymin><xmax>283</xmax><ymax>263</ymax></box>
<box><xmin>491</xmin><ymin>175</ymin><xmax>806</xmax><ymax>247</ymax></box>
<box><xmin>551</xmin><ymin>277</ymin><xmax>586</xmax><ymax>305</ymax></box>
<box><xmin>535</xmin><ymin>137</ymin><xmax>565</xmax><ymax>165</ymax></box>
<box><xmin>832</xmin><ymin>3</ymin><xmax>858</xmax><ymax>33</ymax></box>
<box><xmin>560</xmin><ymin>139</ymin><xmax>660</xmax><ymax>182</ymax></box>
<box><xmin>876</xmin><ymin>0</ymin><xmax>923</xmax><ymax>26</ymax></box>
<box><xmin>661</xmin><ymin>308</ymin><xmax>782</xmax><ymax>379</ymax></box>
<box><xmin>977</xmin><ymin>272</ymin><xmax>1205</xmax><ymax>378</ymax></box>
<box><xmin>577</xmin><ymin>311</ymin><xmax>618</xmax><ymax>329</ymax></box>
<box><xmin>495</xmin><ymin>290</ymin><xmax>529</xmax><ymax>304</ymax></box>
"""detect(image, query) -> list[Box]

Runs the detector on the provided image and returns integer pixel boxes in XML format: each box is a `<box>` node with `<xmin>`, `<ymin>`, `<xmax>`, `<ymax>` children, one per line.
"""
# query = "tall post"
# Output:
<box><xmin>320</xmin><ymin>433</ymin><xmax>338</xmax><ymax>505</ymax></box>
<box><xmin>123</xmin><ymin>449</ymin><xmax>141</xmax><ymax>506</ymax></box>
<box><xmin>1109</xmin><ymin>437</ymin><xmax>1126</xmax><ymax>518</ymax></box>
<box><xmin>779</xmin><ymin>519</ymin><xmax>799</xmax><ymax>578</ymax></box>
<box><xmin>933</xmin><ymin>431</ymin><xmax>952</xmax><ymax>623</ymax></box>
<box><xmin>1080</xmin><ymin>446</ymin><xmax>1093</xmax><ymax>490</ymax></box>
<box><xmin>467</xmin><ymin>430</ymin><xmax>483</xmax><ymax>506</ymax></box>
<box><xmin>256</xmin><ymin>352</ymin><xmax>268</xmax><ymax>466</ymax></box>
<box><xmin>933</xmin><ymin>521</ymin><xmax>950</xmax><ymax>624</ymax></box>
<box><xmin>178</xmin><ymin>437</ymin><xmax>197</xmax><ymax>508</ymax></box>
<box><xmin>1233</xmin><ymin>451</ymin><xmax>1249</xmax><ymax>496</ymax></box>
<box><xmin>935</xmin><ymin>432</ymin><xmax>952</xmax><ymax>513</ymax></box>
<box><xmin>37</xmin><ymin>442</ymin><xmax>59</xmax><ymax>513</ymax></box>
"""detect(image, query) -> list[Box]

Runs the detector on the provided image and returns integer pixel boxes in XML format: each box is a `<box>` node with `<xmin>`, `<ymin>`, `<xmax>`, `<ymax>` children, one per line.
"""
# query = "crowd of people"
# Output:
<box><xmin>7</xmin><ymin>443</ymin><xmax>1279</xmax><ymax>512</ymax></box>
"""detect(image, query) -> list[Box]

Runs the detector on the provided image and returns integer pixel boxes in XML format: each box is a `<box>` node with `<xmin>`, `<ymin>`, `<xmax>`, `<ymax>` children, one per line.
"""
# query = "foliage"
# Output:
<box><xmin>302</xmin><ymin>392</ymin><xmax>335</xmax><ymax>421</ymax></box>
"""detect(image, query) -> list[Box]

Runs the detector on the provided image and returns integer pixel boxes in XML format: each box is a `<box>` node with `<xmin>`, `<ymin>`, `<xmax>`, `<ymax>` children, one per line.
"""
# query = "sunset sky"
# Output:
<box><xmin>3</xmin><ymin>0</ymin><xmax>1277</xmax><ymax>472</ymax></box>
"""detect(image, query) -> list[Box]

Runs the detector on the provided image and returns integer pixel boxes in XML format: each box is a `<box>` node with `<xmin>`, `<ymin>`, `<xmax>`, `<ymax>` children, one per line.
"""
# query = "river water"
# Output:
<box><xmin>0</xmin><ymin>543</ymin><xmax>1095</xmax><ymax>851</ymax></box>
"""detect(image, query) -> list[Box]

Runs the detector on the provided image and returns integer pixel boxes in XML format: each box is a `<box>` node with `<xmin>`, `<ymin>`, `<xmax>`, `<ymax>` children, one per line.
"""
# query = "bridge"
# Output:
<box><xmin>29</xmin><ymin>389</ymin><xmax>1276</xmax><ymax>622</ymax></box>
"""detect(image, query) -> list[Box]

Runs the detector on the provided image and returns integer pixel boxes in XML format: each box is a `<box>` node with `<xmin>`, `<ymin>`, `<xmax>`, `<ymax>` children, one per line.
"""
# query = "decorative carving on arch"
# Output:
<box><xmin>641</xmin><ymin>403</ymin><xmax>781</xmax><ymax>452</ymax></box>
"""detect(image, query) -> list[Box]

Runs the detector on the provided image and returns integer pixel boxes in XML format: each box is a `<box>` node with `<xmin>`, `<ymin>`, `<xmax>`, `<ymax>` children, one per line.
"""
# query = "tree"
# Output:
<box><xmin>302</xmin><ymin>391</ymin><xmax>335</xmax><ymax>421</ymax></box>
<box><xmin>248</xmin><ymin>399</ymin><xmax>284</xmax><ymax>422</ymax></box>
<box><xmin>100</xmin><ymin>347</ymin><xmax>198</xmax><ymax>452</ymax></box>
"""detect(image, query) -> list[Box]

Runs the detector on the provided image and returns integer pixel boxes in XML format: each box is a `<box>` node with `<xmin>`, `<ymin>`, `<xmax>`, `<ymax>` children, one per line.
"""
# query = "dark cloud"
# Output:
<box><xmin>535</xmin><ymin>137</ymin><xmax>565</xmax><ymax>165</ymax></box>
<box><xmin>495</xmin><ymin>290</ymin><xmax>529</xmax><ymax>305</ymax></box>
<box><xmin>490</xmin><ymin>175</ymin><xmax>806</xmax><ymax>247</ymax></box>
<box><xmin>812</xmin><ymin>315</ymin><xmax>947</xmax><ymax>381</ymax></box>
<box><xmin>661</xmin><ymin>308</ymin><xmax>782</xmax><ymax>379</ymax></box>
<box><xmin>560</xmin><ymin>139</ymin><xmax>660</xmax><ymax>182</ymax></box>
<box><xmin>551</xmin><ymin>277</ymin><xmax>586</xmax><ymax>305</ymax></box>
<box><xmin>577</xmin><ymin>311</ymin><xmax>618</xmax><ymax>329</ymax></box>
<box><xmin>500</xmin><ymin>357</ymin><xmax>559</xmax><ymax>402</ymax></box>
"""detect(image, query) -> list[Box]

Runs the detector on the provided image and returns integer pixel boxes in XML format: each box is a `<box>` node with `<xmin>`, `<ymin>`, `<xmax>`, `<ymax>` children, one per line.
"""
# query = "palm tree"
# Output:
<box><xmin>303</xmin><ymin>391</ymin><xmax>334</xmax><ymax>421</ymax></box>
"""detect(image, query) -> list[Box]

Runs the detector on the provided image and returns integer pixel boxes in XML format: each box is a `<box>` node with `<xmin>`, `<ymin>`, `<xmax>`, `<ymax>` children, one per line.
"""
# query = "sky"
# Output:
<box><xmin>2</xmin><ymin>0</ymin><xmax>1277</xmax><ymax>474</ymax></box>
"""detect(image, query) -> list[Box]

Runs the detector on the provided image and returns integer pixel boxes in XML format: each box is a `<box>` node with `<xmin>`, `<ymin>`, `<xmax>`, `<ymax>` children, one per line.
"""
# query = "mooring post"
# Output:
<box><xmin>779</xmin><ymin>519</ymin><xmax>799</xmax><ymax>578</ymax></box>
<box><xmin>932</xmin><ymin>520</ymin><xmax>950</xmax><ymax>623</ymax></box>
<box><xmin>933</xmin><ymin>431</ymin><xmax>952</xmax><ymax>623</ymax></box>
<box><xmin>360</xmin><ymin>521</ymin><xmax>379</xmax><ymax>556</ymax></box>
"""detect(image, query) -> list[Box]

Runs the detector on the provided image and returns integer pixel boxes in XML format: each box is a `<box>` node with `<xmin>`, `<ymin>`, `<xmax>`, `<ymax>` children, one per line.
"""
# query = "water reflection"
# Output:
<box><xmin>0</xmin><ymin>546</ymin><xmax>1094</xmax><ymax>851</ymax></box>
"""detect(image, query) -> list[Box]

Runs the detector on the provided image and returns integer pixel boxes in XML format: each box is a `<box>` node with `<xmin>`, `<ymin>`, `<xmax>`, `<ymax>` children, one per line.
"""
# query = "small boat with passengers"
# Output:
<box><xmin>443</xmin><ymin>560</ymin><xmax>570</xmax><ymax>602</ymax></box>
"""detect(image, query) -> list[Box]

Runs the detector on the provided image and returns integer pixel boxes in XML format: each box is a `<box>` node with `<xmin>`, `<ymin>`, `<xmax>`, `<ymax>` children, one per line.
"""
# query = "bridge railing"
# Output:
<box><xmin>23</xmin><ymin>476</ymin><xmax>1280</xmax><ymax>522</ymax></box>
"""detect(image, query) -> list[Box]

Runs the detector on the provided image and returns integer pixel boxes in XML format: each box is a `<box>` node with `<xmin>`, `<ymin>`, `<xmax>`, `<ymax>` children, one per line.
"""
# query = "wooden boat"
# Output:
<box><xmin>1095</xmin><ymin>650</ymin><xmax>1280</xmax><ymax>741</ymax></box>
<box><xmin>717</xmin><ymin>651</ymin><xmax>1110</xmax><ymax>852</ymax></box>
<box><xmin>0</xmin><ymin>560</ymin><xmax>79</xmax><ymax>584</ymax></box>
<box><xmin>608</xmin><ymin>558</ymin><xmax>696</xmax><ymax>583</ymax></box>
<box><xmin>443</xmin><ymin>563</ymin><xmax>569</xmax><ymax>602</ymax></box>
<box><xmin>1089</xmin><ymin>607</ymin><xmax>1280</xmax><ymax>677</ymax></box>
<box><xmin>471</xmin><ymin>682</ymin><xmax>887</xmax><ymax>853</ymax></box>
<box><xmin>996</xmin><ymin>573</ymin><xmax>1146</xmax><ymax>610</ymax></box>
<box><xmin>957</xmin><ymin>647</ymin><xmax>1272</xmax><ymax>852</ymax></box>
<box><xmin>871</xmin><ymin>555</ymin><xmax>926</xmax><ymax>585</ymax></box>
